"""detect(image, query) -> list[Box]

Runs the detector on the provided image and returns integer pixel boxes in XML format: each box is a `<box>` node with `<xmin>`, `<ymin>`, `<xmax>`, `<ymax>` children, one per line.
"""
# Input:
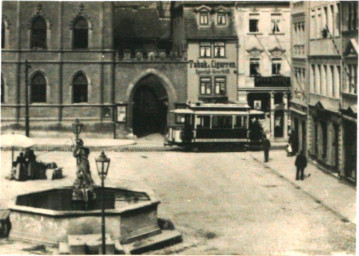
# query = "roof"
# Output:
<box><xmin>183</xmin><ymin>8</ymin><xmax>237</xmax><ymax>40</ymax></box>
<box><xmin>113</xmin><ymin>8</ymin><xmax>166</xmax><ymax>40</ymax></box>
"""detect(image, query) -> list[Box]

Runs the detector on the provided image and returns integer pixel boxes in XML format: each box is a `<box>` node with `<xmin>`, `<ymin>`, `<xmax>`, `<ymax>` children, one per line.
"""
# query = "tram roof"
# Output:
<box><xmin>171</xmin><ymin>109</ymin><xmax>265</xmax><ymax>116</ymax></box>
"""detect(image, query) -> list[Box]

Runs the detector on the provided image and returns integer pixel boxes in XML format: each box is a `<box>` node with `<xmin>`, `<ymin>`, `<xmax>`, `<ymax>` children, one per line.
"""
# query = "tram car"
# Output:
<box><xmin>166</xmin><ymin>102</ymin><xmax>265</xmax><ymax>149</ymax></box>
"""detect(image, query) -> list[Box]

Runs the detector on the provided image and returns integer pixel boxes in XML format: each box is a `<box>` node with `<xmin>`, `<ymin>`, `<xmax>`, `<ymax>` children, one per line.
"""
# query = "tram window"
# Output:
<box><xmin>197</xmin><ymin>116</ymin><xmax>210</xmax><ymax>128</ymax></box>
<box><xmin>235</xmin><ymin>116</ymin><xmax>247</xmax><ymax>128</ymax></box>
<box><xmin>176</xmin><ymin>114</ymin><xmax>185</xmax><ymax>124</ymax></box>
<box><xmin>212</xmin><ymin>116</ymin><xmax>232</xmax><ymax>129</ymax></box>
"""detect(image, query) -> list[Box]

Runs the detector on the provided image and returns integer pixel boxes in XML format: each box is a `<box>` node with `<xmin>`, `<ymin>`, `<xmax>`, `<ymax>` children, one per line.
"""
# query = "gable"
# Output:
<box><xmin>344</xmin><ymin>39</ymin><xmax>358</xmax><ymax>57</ymax></box>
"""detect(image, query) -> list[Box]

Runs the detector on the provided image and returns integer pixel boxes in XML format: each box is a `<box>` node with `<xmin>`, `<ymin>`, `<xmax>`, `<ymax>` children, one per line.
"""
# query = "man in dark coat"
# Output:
<box><xmin>295</xmin><ymin>151</ymin><xmax>307</xmax><ymax>180</ymax></box>
<box><xmin>262</xmin><ymin>136</ymin><xmax>271</xmax><ymax>162</ymax></box>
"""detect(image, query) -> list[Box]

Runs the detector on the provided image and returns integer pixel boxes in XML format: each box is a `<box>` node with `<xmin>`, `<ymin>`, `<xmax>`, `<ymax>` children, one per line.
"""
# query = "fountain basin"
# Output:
<box><xmin>9</xmin><ymin>186</ymin><xmax>162</xmax><ymax>246</ymax></box>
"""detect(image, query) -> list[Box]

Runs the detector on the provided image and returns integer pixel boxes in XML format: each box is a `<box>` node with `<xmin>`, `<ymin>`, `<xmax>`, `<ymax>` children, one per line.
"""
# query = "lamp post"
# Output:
<box><xmin>72</xmin><ymin>118</ymin><xmax>84</xmax><ymax>141</ymax></box>
<box><xmin>95</xmin><ymin>151</ymin><xmax>111</xmax><ymax>255</ymax></box>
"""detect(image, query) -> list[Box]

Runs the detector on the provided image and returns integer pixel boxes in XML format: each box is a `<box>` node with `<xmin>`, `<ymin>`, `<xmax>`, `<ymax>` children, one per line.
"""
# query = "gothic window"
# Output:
<box><xmin>2</xmin><ymin>21</ymin><xmax>5</xmax><ymax>49</ymax></box>
<box><xmin>31</xmin><ymin>73</ymin><xmax>46</xmax><ymax>103</ymax></box>
<box><xmin>1</xmin><ymin>76</ymin><xmax>4</xmax><ymax>103</ymax></box>
<box><xmin>73</xmin><ymin>72</ymin><xmax>88</xmax><ymax>103</ymax></box>
<box><xmin>73</xmin><ymin>17</ymin><xmax>88</xmax><ymax>49</ymax></box>
<box><xmin>31</xmin><ymin>16</ymin><xmax>47</xmax><ymax>49</ymax></box>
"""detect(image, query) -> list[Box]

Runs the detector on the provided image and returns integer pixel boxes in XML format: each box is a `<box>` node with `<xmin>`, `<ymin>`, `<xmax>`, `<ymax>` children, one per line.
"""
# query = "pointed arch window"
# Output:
<box><xmin>1</xmin><ymin>76</ymin><xmax>4</xmax><ymax>103</ymax></box>
<box><xmin>31</xmin><ymin>73</ymin><xmax>46</xmax><ymax>103</ymax></box>
<box><xmin>73</xmin><ymin>17</ymin><xmax>88</xmax><ymax>49</ymax></box>
<box><xmin>31</xmin><ymin>16</ymin><xmax>47</xmax><ymax>49</ymax></box>
<box><xmin>73</xmin><ymin>73</ymin><xmax>88</xmax><ymax>103</ymax></box>
<box><xmin>2</xmin><ymin>21</ymin><xmax>5</xmax><ymax>49</ymax></box>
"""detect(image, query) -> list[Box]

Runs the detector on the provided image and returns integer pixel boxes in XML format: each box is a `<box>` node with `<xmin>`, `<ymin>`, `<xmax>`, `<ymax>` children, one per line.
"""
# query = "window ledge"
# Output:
<box><xmin>30</xmin><ymin>103</ymin><xmax>48</xmax><ymax>105</ymax></box>
<box><xmin>269</xmin><ymin>33</ymin><xmax>285</xmax><ymax>35</ymax></box>
<box><xmin>72</xmin><ymin>102</ymin><xmax>90</xmax><ymax>105</ymax></box>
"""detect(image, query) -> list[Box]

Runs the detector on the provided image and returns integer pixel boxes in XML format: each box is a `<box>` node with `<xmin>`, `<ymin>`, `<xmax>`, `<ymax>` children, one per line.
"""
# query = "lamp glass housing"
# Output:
<box><xmin>96</xmin><ymin>151</ymin><xmax>111</xmax><ymax>180</ymax></box>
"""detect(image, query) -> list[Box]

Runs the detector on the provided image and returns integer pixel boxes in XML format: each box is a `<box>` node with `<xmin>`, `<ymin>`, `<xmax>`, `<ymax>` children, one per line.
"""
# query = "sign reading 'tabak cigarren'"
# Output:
<box><xmin>189</xmin><ymin>60</ymin><xmax>236</xmax><ymax>75</ymax></box>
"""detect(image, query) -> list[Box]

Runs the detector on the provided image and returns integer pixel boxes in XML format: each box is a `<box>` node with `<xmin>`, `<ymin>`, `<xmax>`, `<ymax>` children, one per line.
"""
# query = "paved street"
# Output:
<box><xmin>0</xmin><ymin>150</ymin><xmax>355</xmax><ymax>255</ymax></box>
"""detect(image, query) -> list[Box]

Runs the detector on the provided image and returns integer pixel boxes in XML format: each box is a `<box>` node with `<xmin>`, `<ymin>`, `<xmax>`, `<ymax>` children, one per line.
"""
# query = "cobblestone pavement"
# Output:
<box><xmin>0</xmin><ymin>151</ymin><xmax>356</xmax><ymax>255</ymax></box>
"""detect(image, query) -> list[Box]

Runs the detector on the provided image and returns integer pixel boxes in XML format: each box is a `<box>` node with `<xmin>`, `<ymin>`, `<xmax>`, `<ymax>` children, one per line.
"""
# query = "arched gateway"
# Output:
<box><xmin>127</xmin><ymin>69</ymin><xmax>177</xmax><ymax>137</ymax></box>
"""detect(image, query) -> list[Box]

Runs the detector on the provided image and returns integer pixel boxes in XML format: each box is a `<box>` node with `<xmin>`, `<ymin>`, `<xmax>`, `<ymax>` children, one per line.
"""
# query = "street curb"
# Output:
<box><xmin>251</xmin><ymin>155</ymin><xmax>355</xmax><ymax>226</ymax></box>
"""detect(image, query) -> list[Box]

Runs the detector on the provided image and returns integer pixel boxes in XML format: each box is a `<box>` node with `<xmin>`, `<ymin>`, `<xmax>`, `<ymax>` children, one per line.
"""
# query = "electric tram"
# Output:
<box><xmin>166</xmin><ymin>102</ymin><xmax>265</xmax><ymax>149</ymax></box>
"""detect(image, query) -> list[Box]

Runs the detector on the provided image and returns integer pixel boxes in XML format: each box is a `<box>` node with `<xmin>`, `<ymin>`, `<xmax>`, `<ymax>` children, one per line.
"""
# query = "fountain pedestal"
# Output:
<box><xmin>9</xmin><ymin>186</ymin><xmax>181</xmax><ymax>254</ymax></box>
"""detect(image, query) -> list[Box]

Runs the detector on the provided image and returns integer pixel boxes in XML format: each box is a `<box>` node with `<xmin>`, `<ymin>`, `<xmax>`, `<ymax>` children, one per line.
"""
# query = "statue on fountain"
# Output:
<box><xmin>72</xmin><ymin>139</ymin><xmax>96</xmax><ymax>204</ymax></box>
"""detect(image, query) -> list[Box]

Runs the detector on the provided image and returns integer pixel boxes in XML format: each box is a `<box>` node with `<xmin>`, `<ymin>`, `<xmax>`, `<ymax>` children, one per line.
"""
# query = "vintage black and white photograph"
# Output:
<box><xmin>0</xmin><ymin>0</ymin><xmax>357</xmax><ymax>255</ymax></box>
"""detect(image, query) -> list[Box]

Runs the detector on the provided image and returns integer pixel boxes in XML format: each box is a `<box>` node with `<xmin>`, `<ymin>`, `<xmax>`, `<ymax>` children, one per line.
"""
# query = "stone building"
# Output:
<box><xmin>234</xmin><ymin>1</ymin><xmax>291</xmax><ymax>140</ymax></box>
<box><xmin>290</xmin><ymin>1</ymin><xmax>358</xmax><ymax>184</ymax></box>
<box><xmin>1</xmin><ymin>1</ymin><xmax>187</xmax><ymax>138</ymax></box>
<box><xmin>289</xmin><ymin>1</ymin><xmax>309</xmax><ymax>155</ymax></box>
<box><xmin>307</xmin><ymin>1</ymin><xmax>343</xmax><ymax>175</ymax></box>
<box><xmin>340</xmin><ymin>1</ymin><xmax>357</xmax><ymax>183</ymax></box>
<box><xmin>171</xmin><ymin>2</ymin><xmax>239</xmax><ymax>104</ymax></box>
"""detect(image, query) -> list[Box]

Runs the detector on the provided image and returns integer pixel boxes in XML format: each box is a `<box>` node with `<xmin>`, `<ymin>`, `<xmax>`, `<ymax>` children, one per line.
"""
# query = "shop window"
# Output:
<box><xmin>73</xmin><ymin>16</ymin><xmax>88</xmax><ymax>49</ymax></box>
<box><xmin>73</xmin><ymin>72</ymin><xmax>88</xmax><ymax>103</ymax></box>
<box><xmin>30</xmin><ymin>73</ymin><xmax>46</xmax><ymax>103</ymax></box>
<box><xmin>31</xmin><ymin>16</ymin><xmax>47</xmax><ymax>49</ymax></box>
<box><xmin>214</xmin><ymin>77</ymin><xmax>226</xmax><ymax>95</ymax></box>
<box><xmin>175</xmin><ymin>114</ymin><xmax>185</xmax><ymax>124</ymax></box>
<box><xmin>214</xmin><ymin>42</ymin><xmax>225</xmax><ymax>57</ymax></box>
<box><xmin>200</xmin><ymin>42</ymin><xmax>211</xmax><ymax>57</ymax></box>
<box><xmin>272</xmin><ymin>59</ymin><xmax>282</xmax><ymax>76</ymax></box>
<box><xmin>212</xmin><ymin>116</ymin><xmax>232</xmax><ymax>129</ymax></box>
<box><xmin>249</xmin><ymin>19</ymin><xmax>259</xmax><ymax>32</ymax></box>
<box><xmin>250</xmin><ymin>58</ymin><xmax>260</xmax><ymax>77</ymax></box>
<box><xmin>199</xmin><ymin>12</ymin><xmax>209</xmax><ymax>25</ymax></box>
<box><xmin>217</xmin><ymin>12</ymin><xmax>226</xmax><ymax>25</ymax></box>
<box><xmin>200</xmin><ymin>77</ymin><xmax>211</xmax><ymax>95</ymax></box>
<box><xmin>271</xmin><ymin>14</ymin><xmax>281</xmax><ymax>33</ymax></box>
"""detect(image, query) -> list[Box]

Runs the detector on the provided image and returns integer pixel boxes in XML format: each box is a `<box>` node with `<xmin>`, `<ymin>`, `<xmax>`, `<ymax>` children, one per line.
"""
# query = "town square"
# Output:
<box><xmin>0</xmin><ymin>1</ymin><xmax>357</xmax><ymax>255</ymax></box>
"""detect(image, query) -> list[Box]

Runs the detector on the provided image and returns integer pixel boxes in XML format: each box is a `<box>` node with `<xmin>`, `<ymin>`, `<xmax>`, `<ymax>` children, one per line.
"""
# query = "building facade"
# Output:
<box><xmin>340</xmin><ymin>1</ymin><xmax>357</xmax><ymax>183</ymax></box>
<box><xmin>290</xmin><ymin>1</ymin><xmax>309</xmax><ymax>155</ymax></box>
<box><xmin>290</xmin><ymin>1</ymin><xmax>358</xmax><ymax>184</ymax></box>
<box><xmin>171</xmin><ymin>2</ymin><xmax>238</xmax><ymax>104</ymax></box>
<box><xmin>234</xmin><ymin>1</ymin><xmax>291</xmax><ymax>140</ymax></box>
<box><xmin>1</xmin><ymin>1</ymin><xmax>187</xmax><ymax>138</ymax></box>
<box><xmin>307</xmin><ymin>1</ymin><xmax>343</xmax><ymax>175</ymax></box>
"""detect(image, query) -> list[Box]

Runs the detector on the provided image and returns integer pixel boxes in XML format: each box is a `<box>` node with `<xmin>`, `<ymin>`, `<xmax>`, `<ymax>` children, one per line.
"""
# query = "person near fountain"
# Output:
<box><xmin>11</xmin><ymin>152</ymin><xmax>26</xmax><ymax>181</ymax></box>
<box><xmin>73</xmin><ymin>139</ymin><xmax>95</xmax><ymax>191</ymax></box>
<box><xmin>24</xmin><ymin>148</ymin><xmax>36</xmax><ymax>179</ymax></box>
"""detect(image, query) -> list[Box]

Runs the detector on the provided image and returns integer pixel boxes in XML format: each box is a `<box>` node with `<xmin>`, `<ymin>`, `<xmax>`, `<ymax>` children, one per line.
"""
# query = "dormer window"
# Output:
<box><xmin>199</xmin><ymin>12</ymin><xmax>209</xmax><ymax>25</ymax></box>
<box><xmin>217</xmin><ymin>12</ymin><xmax>226</xmax><ymax>25</ymax></box>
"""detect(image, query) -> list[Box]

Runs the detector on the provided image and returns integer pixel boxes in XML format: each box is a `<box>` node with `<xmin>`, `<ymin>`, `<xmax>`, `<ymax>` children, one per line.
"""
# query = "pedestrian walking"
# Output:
<box><xmin>262</xmin><ymin>136</ymin><xmax>271</xmax><ymax>162</ymax></box>
<box><xmin>295</xmin><ymin>151</ymin><xmax>307</xmax><ymax>180</ymax></box>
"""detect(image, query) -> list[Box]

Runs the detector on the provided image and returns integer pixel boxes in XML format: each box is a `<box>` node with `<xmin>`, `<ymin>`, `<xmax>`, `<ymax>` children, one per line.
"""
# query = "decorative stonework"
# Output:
<box><xmin>194</xmin><ymin>5</ymin><xmax>212</xmax><ymax>13</ymax></box>
<box><xmin>26</xmin><ymin>3</ymin><xmax>53</xmax><ymax>29</ymax></box>
<box><xmin>69</xmin><ymin>2</ymin><xmax>94</xmax><ymax>30</ymax></box>
<box><xmin>214</xmin><ymin>5</ymin><xmax>230</xmax><ymax>13</ymax></box>
<box><xmin>247</xmin><ymin>46</ymin><xmax>264</xmax><ymax>57</ymax></box>
<box><xmin>268</xmin><ymin>47</ymin><xmax>285</xmax><ymax>57</ymax></box>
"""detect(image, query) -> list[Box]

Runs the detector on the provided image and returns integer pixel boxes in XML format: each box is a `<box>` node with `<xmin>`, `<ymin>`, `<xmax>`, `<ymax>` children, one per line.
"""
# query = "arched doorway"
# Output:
<box><xmin>132</xmin><ymin>75</ymin><xmax>168</xmax><ymax>137</ymax></box>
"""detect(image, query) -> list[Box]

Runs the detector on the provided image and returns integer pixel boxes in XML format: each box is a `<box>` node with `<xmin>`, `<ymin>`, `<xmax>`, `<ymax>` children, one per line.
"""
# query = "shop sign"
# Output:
<box><xmin>188</xmin><ymin>60</ymin><xmax>236</xmax><ymax>75</ymax></box>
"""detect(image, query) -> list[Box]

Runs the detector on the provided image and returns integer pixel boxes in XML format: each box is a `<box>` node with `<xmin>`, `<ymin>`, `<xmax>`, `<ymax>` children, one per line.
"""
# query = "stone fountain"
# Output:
<box><xmin>8</xmin><ymin>139</ymin><xmax>181</xmax><ymax>254</ymax></box>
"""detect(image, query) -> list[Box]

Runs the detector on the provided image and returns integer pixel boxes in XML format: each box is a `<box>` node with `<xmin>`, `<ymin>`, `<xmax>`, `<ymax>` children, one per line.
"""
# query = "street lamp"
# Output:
<box><xmin>72</xmin><ymin>118</ymin><xmax>84</xmax><ymax>141</ymax></box>
<box><xmin>95</xmin><ymin>151</ymin><xmax>111</xmax><ymax>255</ymax></box>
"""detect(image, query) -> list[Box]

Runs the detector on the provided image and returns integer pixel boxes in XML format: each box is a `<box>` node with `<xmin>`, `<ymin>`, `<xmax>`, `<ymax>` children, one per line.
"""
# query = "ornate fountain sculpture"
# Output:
<box><xmin>72</xmin><ymin>138</ymin><xmax>96</xmax><ymax>206</ymax></box>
